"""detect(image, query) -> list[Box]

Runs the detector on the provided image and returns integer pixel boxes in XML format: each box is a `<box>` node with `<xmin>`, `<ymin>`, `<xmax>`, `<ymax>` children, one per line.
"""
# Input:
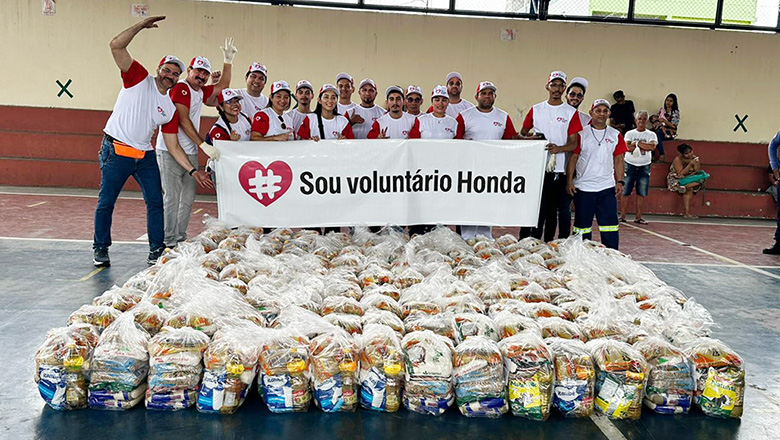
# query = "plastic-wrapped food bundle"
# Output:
<box><xmin>197</xmin><ymin>324</ymin><xmax>264</xmax><ymax>414</ymax></box>
<box><xmin>34</xmin><ymin>326</ymin><xmax>95</xmax><ymax>410</ymax></box>
<box><xmin>68</xmin><ymin>305</ymin><xmax>122</xmax><ymax>333</ymax></box>
<box><xmin>364</xmin><ymin>283</ymin><xmax>401</xmax><ymax>302</ymax></box>
<box><xmin>362</xmin><ymin>309</ymin><xmax>405</xmax><ymax>337</ymax></box>
<box><xmin>684</xmin><ymin>337</ymin><xmax>744</xmax><ymax>419</ymax></box>
<box><xmin>539</xmin><ymin>317</ymin><xmax>586</xmax><ymax>341</ymax></box>
<box><xmin>453</xmin><ymin>313</ymin><xmax>499</xmax><ymax>344</ymax></box>
<box><xmin>404</xmin><ymin>312</ymin><xmax>456</xmax><ymax>341</ymax></box>
<box><xmin>358</xmin><ymin>324</ymin><xmax>404</xmax><ymax>412</ymax></box>
<box><xmin>633</xmin><ymin>336</ymin><xmax>695</xmax><ymax>414</ymax></box>
<box><xmin>547</xmin><ymin>338</ymin><xmax>595</xmax><ymax>418</ymax></box>
<box><xmin>258</xmin><ymin>328</ymin><xmax>312</xmax><ymax>413</ymax></box>
<box><xmin>440</xmin><ymin>294</ymin><xmax>485</xmax><ymax>315</ymax></box>
<box><xmin>92</xmin><ymin>285</ymin><xmax>144</xmax><ymax>311</ymax></box>
<box><xmin>500</xmin><ymin>332</ymin><xmax>554</xmax><ymax>420</ymax></box>
<box><xmin>361</xmin><ymin>293</ymin><xmax>402</xmax><ymax>318</ymax></box>
<box><xmin>323</xmin><ymin>313</ymin><xmax>363</xmax><ymax>335</ymax></box>
<box><xmin>89</xmin><ymin>313</ymin><xmax>151</xmax><ymax>410</ymax></box>
<box><xmin>452</xmin><ymin>336</ymin><xmax>508</xmax><ymax>418</ymax></box>
<box><xmin>309</xmin><ymin>329</ymin><xmax>359</xmax><ymax>412</ymax></box>
<box><xmin>587</xmin><ymin>339</ymin><xmax>647</xmax><ymax>420</ymax></box>
<box><xmin>128</xmin><ymin>300</ymin><xmax>170</xmax><ymax>336</ymax></box>
<box><xmin>401</xmin><ymin>330</ymin><xmax>454</xmax><ymax>415</ymax></box>
<box><xmin>322</xmin><ymin>296</ymin><xmax>364</xmax><ymax>316</ymax></box>
<box><xmin>146</xmin><ymin>326</ymin><xmax>209</xmax><ymax>410</ymax></box>
<box><xmin>494</xmin><ymin>312</ymin><xmax>541</xmax><ymax>339</ymax></box>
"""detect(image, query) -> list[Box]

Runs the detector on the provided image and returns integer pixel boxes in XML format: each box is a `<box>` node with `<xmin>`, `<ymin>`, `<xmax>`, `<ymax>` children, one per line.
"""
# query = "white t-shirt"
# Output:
<box><xmin>287</xmin><ymin>109</ymin><xmax>311</xmax><ymax>138</ymax></box>
<box><xmin>351</xmin><ymin>104</ymin><xmax>386</xmax><ymax>139</ymax></box>
<box><xmin>338</xmin><ymin>102</ymin><xmax>357</xmax><ymax>119</ymax></box>
<box><xmin>209</xmin><ymin>112</ymin><xmax>253</xmax><ymax>142</ymax></box>
<box><xmin>367</xmin><ymin>112</ymin><xmax>416</xmax><ymax>139</ymax></box>
<box><xmin>103</xmin><ymin>61</ymin><xmax>176</xmax><ymax>151</ymax></box>
<box><xmin>409</xmin><ymin>113</ymin><xmax>459</xmax><ymax>139</ymax></box>
<box><xmin>157</xmin><ymin>80</ymin><xmax>215</xmax><ymax>155</ymax></box>
<box><xmin>297</xmin><ymin>113</ymin><xmax>353</xmax><ymax>140</ymax></box>
<box><xmin>623</xmin><ymin>129</ymin><xmax>658</xmax><ymax>167</ymax></box>
<box><xmin>573</xmin><ymin>125</ymin><xmax>628</xmax><ymax>192</ymax></box>
<box><xmin>237</xmin><ymin>89</ymin><xmax>269</xmax><ymax>117</ymax></box>
<box><xmin>523</xmin><ymin>101</ymin><xmax>583</xmax><ymax>173</ymax></box>
<box><xmin>445</xmin><ymin>99</ymin><xmax>474</xmax><ymax>118</ymax></box>
<box><xmin>577</xmin><ymin>111</ymin><xmax>591</xmax><ymax>128</ymax></box>
<box><xmin>455</xmin><ymin>106</ymin><xmax>517</xmax><ymax>140</ymax></box>
<box><xmin>251</xmin><ymin>108</ymin><xmax>294</xmax><ymax>139</ymax></box>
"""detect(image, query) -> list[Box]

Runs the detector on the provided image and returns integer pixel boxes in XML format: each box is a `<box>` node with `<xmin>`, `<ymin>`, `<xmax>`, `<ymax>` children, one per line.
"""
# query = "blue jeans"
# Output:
<box><xmin>93</xmin><ymin>134</ymin><xmax>164</xmax><ymax>251</ymax></box>
<box><xmin>623</xmin><ymin>163</ymin><xmax>650</xmax><ymax>197</ymax></box>
<box><xmin>573</xmin><ymin>187</ymin><xmax>619</xmax><ymax>250</ymax></box>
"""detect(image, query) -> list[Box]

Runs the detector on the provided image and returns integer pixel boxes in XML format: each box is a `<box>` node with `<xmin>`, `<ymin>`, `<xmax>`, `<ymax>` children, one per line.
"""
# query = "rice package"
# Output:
<box><xmin>547</xmin><ymin>338</ymin><xmax>595</xmax><ymax>418</ymax></box>
<box><xmin>258</xmin><ymin>328</ymin><xmax>312</xmax><ymax>413</ymax></box>
<box><xmin>684</xmin><ymin>337</ymin><xmax>745</xmax><ymax>419</ymax></box>
<box><xmin>499</xmin><ymin>332</ymin><xmax>554</xmax><ymax>421</ymax></box>
<box><xmin>34</xmin><ymin>326</ymin><xmax>95</xmax><ymax>410</ymax></box>
<box><xmin>309</xmin><ymin>329</ymin><xmax>359</xmax><ymax>412</ymax></box>
<box><xmin>633</xmin><ymin>336</ymin><xmax>695</xmax><ymax>414</ymax></box>
<box><xmin>452</xmin><ymin>336</ymin><xmax>508</xmax><ymax>418</ymax></box>
<box><xmin>401</xmin><ymin>330</ymin><xmax>455</xmax><ymax>415</ymax></box>
<box><xmin>358</xmin><ymin>324</ymin><xmax>404</xmax><ymax>412</ymax></box>
<box><xmin>146</xmin><ymin>326</ymin><xmax>209</xmax><ymax>410</ymax></box>
<box><xmin>587</xmin><ymin>339</ymin><xmax>647</xmax><ymax>420</ymax></box>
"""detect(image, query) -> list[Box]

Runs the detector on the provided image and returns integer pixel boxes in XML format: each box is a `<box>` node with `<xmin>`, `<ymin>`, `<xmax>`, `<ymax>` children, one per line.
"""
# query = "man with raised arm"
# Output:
<box><xmin>93</xmin><ymin>16</ymin><xmax>211</xmax><ymax>267</ymax></box>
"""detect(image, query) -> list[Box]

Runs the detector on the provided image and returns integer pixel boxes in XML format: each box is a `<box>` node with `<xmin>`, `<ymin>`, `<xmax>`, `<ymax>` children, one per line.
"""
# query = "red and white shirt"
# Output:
<box><xmin>236</xmin><ymin>89</ymin><xmax>269</xmax><ymax>117</ymax></box>
<box><xmin>428</xmin><ymin>99</ymin><xmax>474</xmax><ymax>118</ymax></box>
<box><xmin>157</xmin><ymin>81</ymin><xmax>215</xmax><ymax>155</ymax></box>
<box><xmin>208</xmin><ymin>112</ymin><xmax>253</xmax><ymax>143</ymax></box>
<box><xmin>338</xmin><ymin>102</ymin><xmax>357</xmax><ymax>119</ymax></box>
<box><xmin>251</xmin><ymin>108</ymin><xmax>294</xmax><ymax>139</ymax></box>
<box><xmin>409</xmin><ymin>114</ymin><xmax>460</xmax><ymax>139</ymax></box>
<box><xmin>367</xmin><ymin>112</ymin><xmax>416</xmax><ymax>139</ymax></box>
<box><xmin>286</xmin><ymin>109</ymin><xmax>310</xmax><ymax>137</ymax></box>
<box><xmin>455</xmin><ymin>106</ymin><xmax>517</xmax><ymax>140</ymax></box>
<box><xmin>297</xmin><ymin>114</ymin><xmax>354</xmax><ymax>140</ymax></box>
<box><xmin>577</xmin><ymin>110</ymin><xmax>591</xmax><ymax>128</ymax></box>
<box><xmin>573</xmin><ymin>125</ymin><xmax>628</xmax><ymax>192</ymax></box>
<box><xmin>351</xmin><ymin>104</ymin><xmax>386</xmax><ymax>139</ymax></box>
<box><xmin>522</xmin><ymin>102</ymin><xmax>583</xmax><ymax>173</ymax></box>
<box><xmin>103</xmin><ymin>60</ymin><xmax>176</xmax><ymax>151</ymax></box>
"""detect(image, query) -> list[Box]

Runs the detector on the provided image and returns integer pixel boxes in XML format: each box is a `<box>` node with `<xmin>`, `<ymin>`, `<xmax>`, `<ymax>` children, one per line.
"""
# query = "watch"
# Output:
<box><xmin>188</xmin><ymin>168</ymin><xmax>197</xmax><ymax>176</ymax></box>
<box><xmin>617</xmin><ymin>180</ymin><xmax>625</xmax><ymax>185</ymax></box>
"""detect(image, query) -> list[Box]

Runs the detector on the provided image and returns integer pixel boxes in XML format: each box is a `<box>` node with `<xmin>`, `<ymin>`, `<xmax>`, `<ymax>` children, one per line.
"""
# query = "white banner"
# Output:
<box><xmin>214</xmin><ymin>139</ymin><xmax>547</xmax><ymax>228</ymax></box>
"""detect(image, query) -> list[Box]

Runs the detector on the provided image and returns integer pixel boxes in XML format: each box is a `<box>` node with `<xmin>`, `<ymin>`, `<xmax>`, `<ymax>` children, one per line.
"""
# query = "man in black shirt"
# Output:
<box><xmin>610</xmin><ymin>90</ymin><xmax>636</xmax><ymax>135</ymax></box>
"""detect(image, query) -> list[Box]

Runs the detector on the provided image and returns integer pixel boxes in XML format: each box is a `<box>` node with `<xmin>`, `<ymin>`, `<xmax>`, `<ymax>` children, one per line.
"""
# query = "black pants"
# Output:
<box><xmin>519</xmin><ymin>172</ymin><xmax>570</xmax><ymax>242</ymax></box>
<box><xmin>408</xmin><ymin>225</ymin><xmax>435</xmax><ymax>236</ymax></box>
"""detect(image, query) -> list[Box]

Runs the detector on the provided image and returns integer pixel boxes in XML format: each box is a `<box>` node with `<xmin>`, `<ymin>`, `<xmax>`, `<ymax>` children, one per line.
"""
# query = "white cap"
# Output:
<box><xmin>569</xmin><ymin>77</ymin><xmax>589</xmax><ymax>91</ymax></box>
<box><xmin>359</xmin><ymin>78</ymin><xmax>377</xmax><ymax>90</ymax></box>
<box><xmin>406</xmin><ymin>85</ymin><xmax>422</xmax><ymax>97</ymax></box>
<box><xmin>336</xmin><ymin>72</ymin><xmax>353</xmax><ymax>84</ymax></box>
<box><xmin>218</xmin><ymin>88</ymin><xmax>243</xmax><ymax>104</ymax></box>
<box><xmin>270</xmin><ymin>80</ymin><xmax>292</xmax><ymax>95</ymax></box>
<box><xmin>158</xmin><ymin>55</ymin><xmax>186</xmax><ymax>73</ymax></box>
<box><xmin>446</xmin><ymin>72</ymin><xmax>463</xmax><ymax>83</ymax></box>
<box><xmin>476</xmin><ymin>81</ymin><xmax>497</xmax><ymax>94</ymax></box>
<box><xmin>548</xmin><ymin>71</ymin><xmax>567</xmax><ymax>84</ymax></box>
<box><xmin>319</xmin><ymin>84</ymin><xmax>339</xmax><ymax>97</ymax></box>
<box><xmin>385</xmin><ymin>85</ymin><xmax>404</xmax><ymax>98</ymax></box>
<box><xmin>247</xmin><ymin>63</ymin><xmax>268</xmax><ymax>78</ymax></box>
<box><xmin>591</xmin><ymin>98</ymin><xmax>611</xmax><ymax>110</ymax></box>
<box><xmin>296</xmin><ymin>80</ymin><xmax>313</xmax><ymax>91</ymax></box>
<box><xmin>431</xmin><ymin>85</ymin><xmax>448</xmax><ymax>99</ymax></box>
<box><xmin>189</xmin><ymin>56</ymin><xmax>212</xmax><ymax>74</ymax></box>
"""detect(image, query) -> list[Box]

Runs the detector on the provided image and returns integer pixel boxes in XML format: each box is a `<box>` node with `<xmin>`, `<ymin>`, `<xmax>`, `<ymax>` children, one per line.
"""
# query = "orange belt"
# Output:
<box><xmin>113</xmin><ymin>140</ymin><xmax>146</xmax><ymax>159</ymax></box>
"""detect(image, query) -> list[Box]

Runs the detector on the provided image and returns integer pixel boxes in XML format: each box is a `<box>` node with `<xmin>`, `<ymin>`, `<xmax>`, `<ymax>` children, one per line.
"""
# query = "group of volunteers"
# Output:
<box><xmin>93</xmin><ymin>16</ymin><xmax>658</xmax><ymax>267</ymax></box>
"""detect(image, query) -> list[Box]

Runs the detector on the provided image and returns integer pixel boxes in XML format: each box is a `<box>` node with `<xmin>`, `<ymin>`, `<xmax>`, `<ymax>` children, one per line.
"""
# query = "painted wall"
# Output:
<box><xmin>2</xmin><ymin>0</ymin><xmax>777</xmax><ymax>143</ymax></box>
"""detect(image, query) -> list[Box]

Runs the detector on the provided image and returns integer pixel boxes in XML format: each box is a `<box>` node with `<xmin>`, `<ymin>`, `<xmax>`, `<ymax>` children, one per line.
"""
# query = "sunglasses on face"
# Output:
<box><xmin>568</xmin><ymin>92</ymin><xmax>584</xmax><ymax>98</ymax></box>
<box><xmin>406</xmin><ymin>97</ymin><xmax>422</xmax><ymax>103</ymax></box>
<box><xmin>277</xmin><ymin>115</ymin><xmax>287</xmax><ymax>130</ymax></box>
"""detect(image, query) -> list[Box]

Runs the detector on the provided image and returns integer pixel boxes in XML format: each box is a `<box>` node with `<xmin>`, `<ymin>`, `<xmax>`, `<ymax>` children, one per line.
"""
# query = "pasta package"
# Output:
<box><xmin>452</xmin><ymin>336</ymin><xmax>507</xmax><ymax>418</ymax></box>
<box><xmin>547</xmin><ymin>338</ymin><xmax>595</xmax><ymax>418</ymax></box>
<box><xmin>500</xmin><ymin>332</ymin><xmax>554</xmax><ymax>421</ymax></box>
<box><xmin>587</xmin><ymin>339</ymin><xmax>647</xmax><ymax>420</ymax></box>
<box><xmin>684</xmin><ymin>337</ymin><xmax>744</xmax><ymax>419</ymax></box>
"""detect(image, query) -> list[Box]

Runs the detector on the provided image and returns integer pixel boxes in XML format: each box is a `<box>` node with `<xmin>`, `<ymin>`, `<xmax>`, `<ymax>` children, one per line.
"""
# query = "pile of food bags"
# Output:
<box><xmin>500</xmin><ymin>331</ymin><xmax>554</xmax><ymax>420</ymax></box>
<box><xmin>146</xmin><ymin>327</ymin><xmax>209</xmax><ymax>410</ymax></box>
<box><xmin>453</xmin><ymin>336</ymin><xmax>508</xmax><ymax>417</ymax></box>
<box><xmin>402</xmin><ymin>330</ymin><xmax>455</xmax><ymax>415</ymax></box>
<box><xmin>258</xmin><ymin>328</ymin><xmax>312</xmax><ymax>413</ymax></box>
<box><xmin>34</xmin><ymin>324</ymin><xmax>97</xmax><ymax>410</ymax></box>
<box><xmin>358</xmin><ymin>324</ymin><xmax>403</xmax><ymax>412</ymax></box>
<box><xmin>634</xmin><ymin>336</ymin><xmax>695</xmax><ymax>414</ymax></box>
<box><xmin>309</xmin><ymin>329</ymin><xmax>360</xmax><ymax>412</ymax></box>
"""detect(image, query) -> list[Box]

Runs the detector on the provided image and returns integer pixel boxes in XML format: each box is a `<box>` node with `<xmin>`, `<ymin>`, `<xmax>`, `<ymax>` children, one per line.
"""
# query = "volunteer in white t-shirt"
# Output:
<box><xmin>454</xmin><ymin>81</ymin><xmax>518</xmax><ymax>241</ymax></box>
<box><xmin>251</xmin><ymin>81</ymin><xmax>295</xmax><ymax>141</ymax></box>
<box><xmin>619</xmin><ymin>110</ymin><xmax>657</xmax><ymax>225</ymax></box>
<box><xmin>409</xmin><ymin>85</ymin><xmax>460</xmax><ymax>139</ymax></box>
<box><xmin>567</xmin><ymin>99</ymin><xmax>628</xmax><ymax>250</ymax></box>
<box><xmin>297</xmin><ymin>84</ymin><xmax>354</xmax><ymax>140</ymax></box>
<box><xmin>405</xmin><ymin>85</ymin><xmax>424</xmax><ymax>117</ymax></box>
<box><xmin>427</xmin><ymin>71</ymin><xmax>475</xmax><ymax>118</ymax></box>
<box><xmin>519</xmin><ymin>71</ymin><xmax>583</xmax><ymax>243</ymax></box>
<box><xmin>336</xmin><ymin>72</ymin><xmax>358</xmax><ymax>120</ymax></box>
<box><xmin>368</xmin><ymin>86</ymin><xmax>416</xmax><ymax>139</ymax></box>
<box><xmin>207</xmin><ymin>88</ymin><xmax>253</xmax><ymax>143</ymax></box>
<box><xmin>94</xmin><ymin>17</ymin><xmax>210</xmax><ymax>267</ymax></box>
<box><xmin>238</xmin><ymin>62</ymin><xmax>269</xmax><ymax>117</ymax></box>
<box><xmin>351</xmin><ymin>78</ymin><xmax>386</xmax><ymax>139</ymax></box>
<box><xmin>288</xmin><ymin>80</ymin><xmax>314</xmax><ymax>136</ymax></box>
<box><xmin>566</xmin><ymin>77</ymin><xmax>591</xmax><ymax>128</ymax></box>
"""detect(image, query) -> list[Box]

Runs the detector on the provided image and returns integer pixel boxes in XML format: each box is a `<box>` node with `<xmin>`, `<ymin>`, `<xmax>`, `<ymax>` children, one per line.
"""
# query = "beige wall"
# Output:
<box><xmin>3</xmin><ymin>0</ymin><xmax>776</xmax><ymax>143</ymax></box>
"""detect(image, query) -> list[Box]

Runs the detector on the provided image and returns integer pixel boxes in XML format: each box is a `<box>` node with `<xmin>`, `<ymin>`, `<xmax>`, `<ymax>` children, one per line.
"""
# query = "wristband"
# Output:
<box><xmin>617</xmin><ymin>180</ymin><xmax>625</xmax><ymax>185</ymax></box>
<box><xmin>188</xmin><ymin>168</ymin><xmax>197</xmax><ymax>176</ymax></box>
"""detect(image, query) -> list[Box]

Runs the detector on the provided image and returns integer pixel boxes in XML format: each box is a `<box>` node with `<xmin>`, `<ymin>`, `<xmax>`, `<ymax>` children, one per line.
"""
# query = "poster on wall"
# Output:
<box><xmin>213</xmin><ymin>139</ymin><xmax>548</xmax><ymax>228</ymax></box>
<box><xmin>42</xmin><ymin>0</ymin><xmax>55</xmax><ymax>16</ymax></box>
<box><xmin>131</xmin><ymin>4</ymin><xmax>149</xmax><ymax>17</ymax></box>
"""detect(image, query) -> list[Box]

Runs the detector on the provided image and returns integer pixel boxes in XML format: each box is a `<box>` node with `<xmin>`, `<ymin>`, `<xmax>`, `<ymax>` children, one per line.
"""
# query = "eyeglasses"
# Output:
<box><xmin>568</xmin><ymin>92</ymin><xmax>584</xmax><ymax>98</ymax></box>
<box><xmin>160</xmin><ymin>67</ymin><xmax>181</xmax><ymax>77</ymax></box>
<box><xmin>406</xmin><ymin>97</ymin><xmax>422</xmax><ymax>103</ymax></box>
<box><xmin>277</xmin><ymin>115</ymin><xmax>287</xmax><ymax>130</ymax></box>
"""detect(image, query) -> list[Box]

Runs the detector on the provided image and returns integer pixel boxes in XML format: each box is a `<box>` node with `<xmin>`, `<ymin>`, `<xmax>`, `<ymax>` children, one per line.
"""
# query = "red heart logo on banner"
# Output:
<box><xmin>238</xmin><ymin>161</ymin><xmax>293</xmax><ymax>207</ymax></box>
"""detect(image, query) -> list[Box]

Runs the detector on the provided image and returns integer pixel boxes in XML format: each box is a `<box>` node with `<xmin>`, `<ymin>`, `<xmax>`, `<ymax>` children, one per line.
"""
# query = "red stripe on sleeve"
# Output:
<box><xmin>121</xmin><ymin>60</ymin><xmax>148</xmax><ymax>88</ymax></box>
<box><xmin>161</xmin><ymin>112</ymin><xmax>180</xmax><ymax>134</ymax></box>
<box><xmin>567</xmin><ymin>110</ymin><xmax>583</xmax><ymax>135</ymax></box>
<box><xmin>455</xmin><ymin>114</ymin><xmax>466</xmax><ymax>139</ymax></box>
<box><xmin>210</xmin><ymin>125</ymin><xmax>230</xmax><ymax>140</ymax></box>
<box><xmin>502</xmin><ymin>115</ymin><xmax>518</xmax><ymax>139</ymax></box>
<box><xmin>367</xmin><ymin>120</ymin><xmax>381</xmax><ymax>139</ymax></box>
<box><xmin>408</xmin><ymin>118</ymin><xmax>421</xmax><ymax>139</ymax></box>
<box><xmin>251</xmin><ymin>112</ymin><xmax>270</xmax><ymax>136</ymax></box>
<box><xmin>521</xmin><ymin>107</ymin><xmax>534</xmax><ymax>131</ymax></box>
<box><xmin>614</xmin><ymin>133</ymin><xmax>629</xmax><ymax>156</ymax></box>
<box><xmin>297</xmin><ymin>117</ymin><xmax>311</xmax><ymax>140</ymax></box>
<box><xmin>170</xmin><ymin>83</ymin><xmax>191</xmax><ymax>108</ymax></box>
<box><xmin>341</xmin><ymin>119</ymin><xmax>355</xmax><ymax>139</ymax></box>
<box><xmin>572</xmin><ymin>133</ymin><xmax>582</xmax><ymax>155</ymax></box>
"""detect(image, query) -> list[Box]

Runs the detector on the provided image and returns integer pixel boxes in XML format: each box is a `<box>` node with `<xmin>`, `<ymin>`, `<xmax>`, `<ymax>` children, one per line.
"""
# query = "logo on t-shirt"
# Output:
<box><xmin>403</xmin><ymin>130</ymin><xmax>409</xmax><ymax>136</ymax></box>
<box><xmin>493</xmin><ymin>121</ymin><xmax>503</xmax><ymax>127</ymax></box>
<box><xmin>157</xmin><ymin>106</ymin><xmax>167</xmax><ymax>117</ymax></box>
<box><xmin>181</xmin><ymin>89</ymin><xmax>188</xmax><ymax>96</ymax></box>
<box><xmin>445</xmin><ymin>127</ymin><xmax>454</xmax><ymax>133</ymax></box>
<box><xmin>556</xmin><ymin>117</ymin><xmax>568</xmax><ymax>123</ymax></box>
<box><xmin>605</xmin><ymin>138</ymin><xmax>614</xmax><ymax>144</ymax></box>
<box><xmin>332</xmin><ymin>131</ymin><xmax>339</xmax><ymax>137</ymax></box>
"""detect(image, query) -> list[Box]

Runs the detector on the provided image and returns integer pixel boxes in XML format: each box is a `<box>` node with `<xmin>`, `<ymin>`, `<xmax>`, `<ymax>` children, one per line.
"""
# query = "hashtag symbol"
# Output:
<box><xmin>247</xmin><ymin>169</ymin><xmax>283</xmax><ymax>199</ymax></box>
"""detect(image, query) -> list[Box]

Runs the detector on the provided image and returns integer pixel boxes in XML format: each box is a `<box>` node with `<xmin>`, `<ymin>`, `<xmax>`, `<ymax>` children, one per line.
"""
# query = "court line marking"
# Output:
<box><xmin>623</xmin><ymin>222</ymin><xmax>780</xmax><ymax>281</ymax></box>
<box><xmin>78</xmin><ymin>267</ymin><xmax>105</xmax><ymax>281</ymax></box>
<box><xmin>26</xmin><ymin>201</ymin><xmax>47</xmax><ymax>207</ymax></box>
<box><xmin>0</xmin><ymin>236</ymin><xmax>146</xmax><ymax>245</ymax></box>
<box><xmin>0</xmin><ymin>190</ymin><xmax>217</xmax><ymax>204</ymax></box>
<box><xmin>136</xmin><ymin>233</ymin><xmax>148</xmax><ymax>241</ymax></box>
<box><xmin>636</xmin><ymin>260</ymin><xmax>780</xmax><ymax>269</ymax></box>
<box><xmin>193</xmin><ymin>208</ymin><xmax>203</xmax><ymax>214</ymax></box>
<box><xmin>590</xmin><ymin>414</ymin><xmax>629</xmax><ymax>440</ymax></box>
<box><xmin>631</xmin><ymin>219</ymin><xmax>775</xmax><ymax>229</ymax></box>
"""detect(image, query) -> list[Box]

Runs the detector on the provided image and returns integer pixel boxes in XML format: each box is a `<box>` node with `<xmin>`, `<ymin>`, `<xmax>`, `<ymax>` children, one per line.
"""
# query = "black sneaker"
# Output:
<box><xmin>763</xmin><ymin>243</ymin><xmax>780</xmax><ymax>255</ymax></box>
<box><xmin>147</xmin><ymin>247</ymin><xmax>165</xmax><ymax>265</ymax></box>
<box><xmin>93</xmin><ymin>247</ymin><xmax>110</xmax><ymax>267</ymax></box>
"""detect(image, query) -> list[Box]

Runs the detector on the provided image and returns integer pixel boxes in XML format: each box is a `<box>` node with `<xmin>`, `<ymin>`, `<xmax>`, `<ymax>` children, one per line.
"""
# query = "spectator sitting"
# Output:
<box><xmin>654</xmin><ymin>93</ymin><xmax>680</xmax><ymax>162</ymax></box>
<box><xmin>609</xmin><ymin>90</ymin><xmax>636</xmax><ymax>135</ymax></box>
<box><xmin>619</xmin><ymin>110</ymin><xmax>657</xmax><ymax>224</ymax></box>
<box><xmin>667</xmin><ymin>143</ymin><xmax>709</xmax><ymax>218</ymax></box>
